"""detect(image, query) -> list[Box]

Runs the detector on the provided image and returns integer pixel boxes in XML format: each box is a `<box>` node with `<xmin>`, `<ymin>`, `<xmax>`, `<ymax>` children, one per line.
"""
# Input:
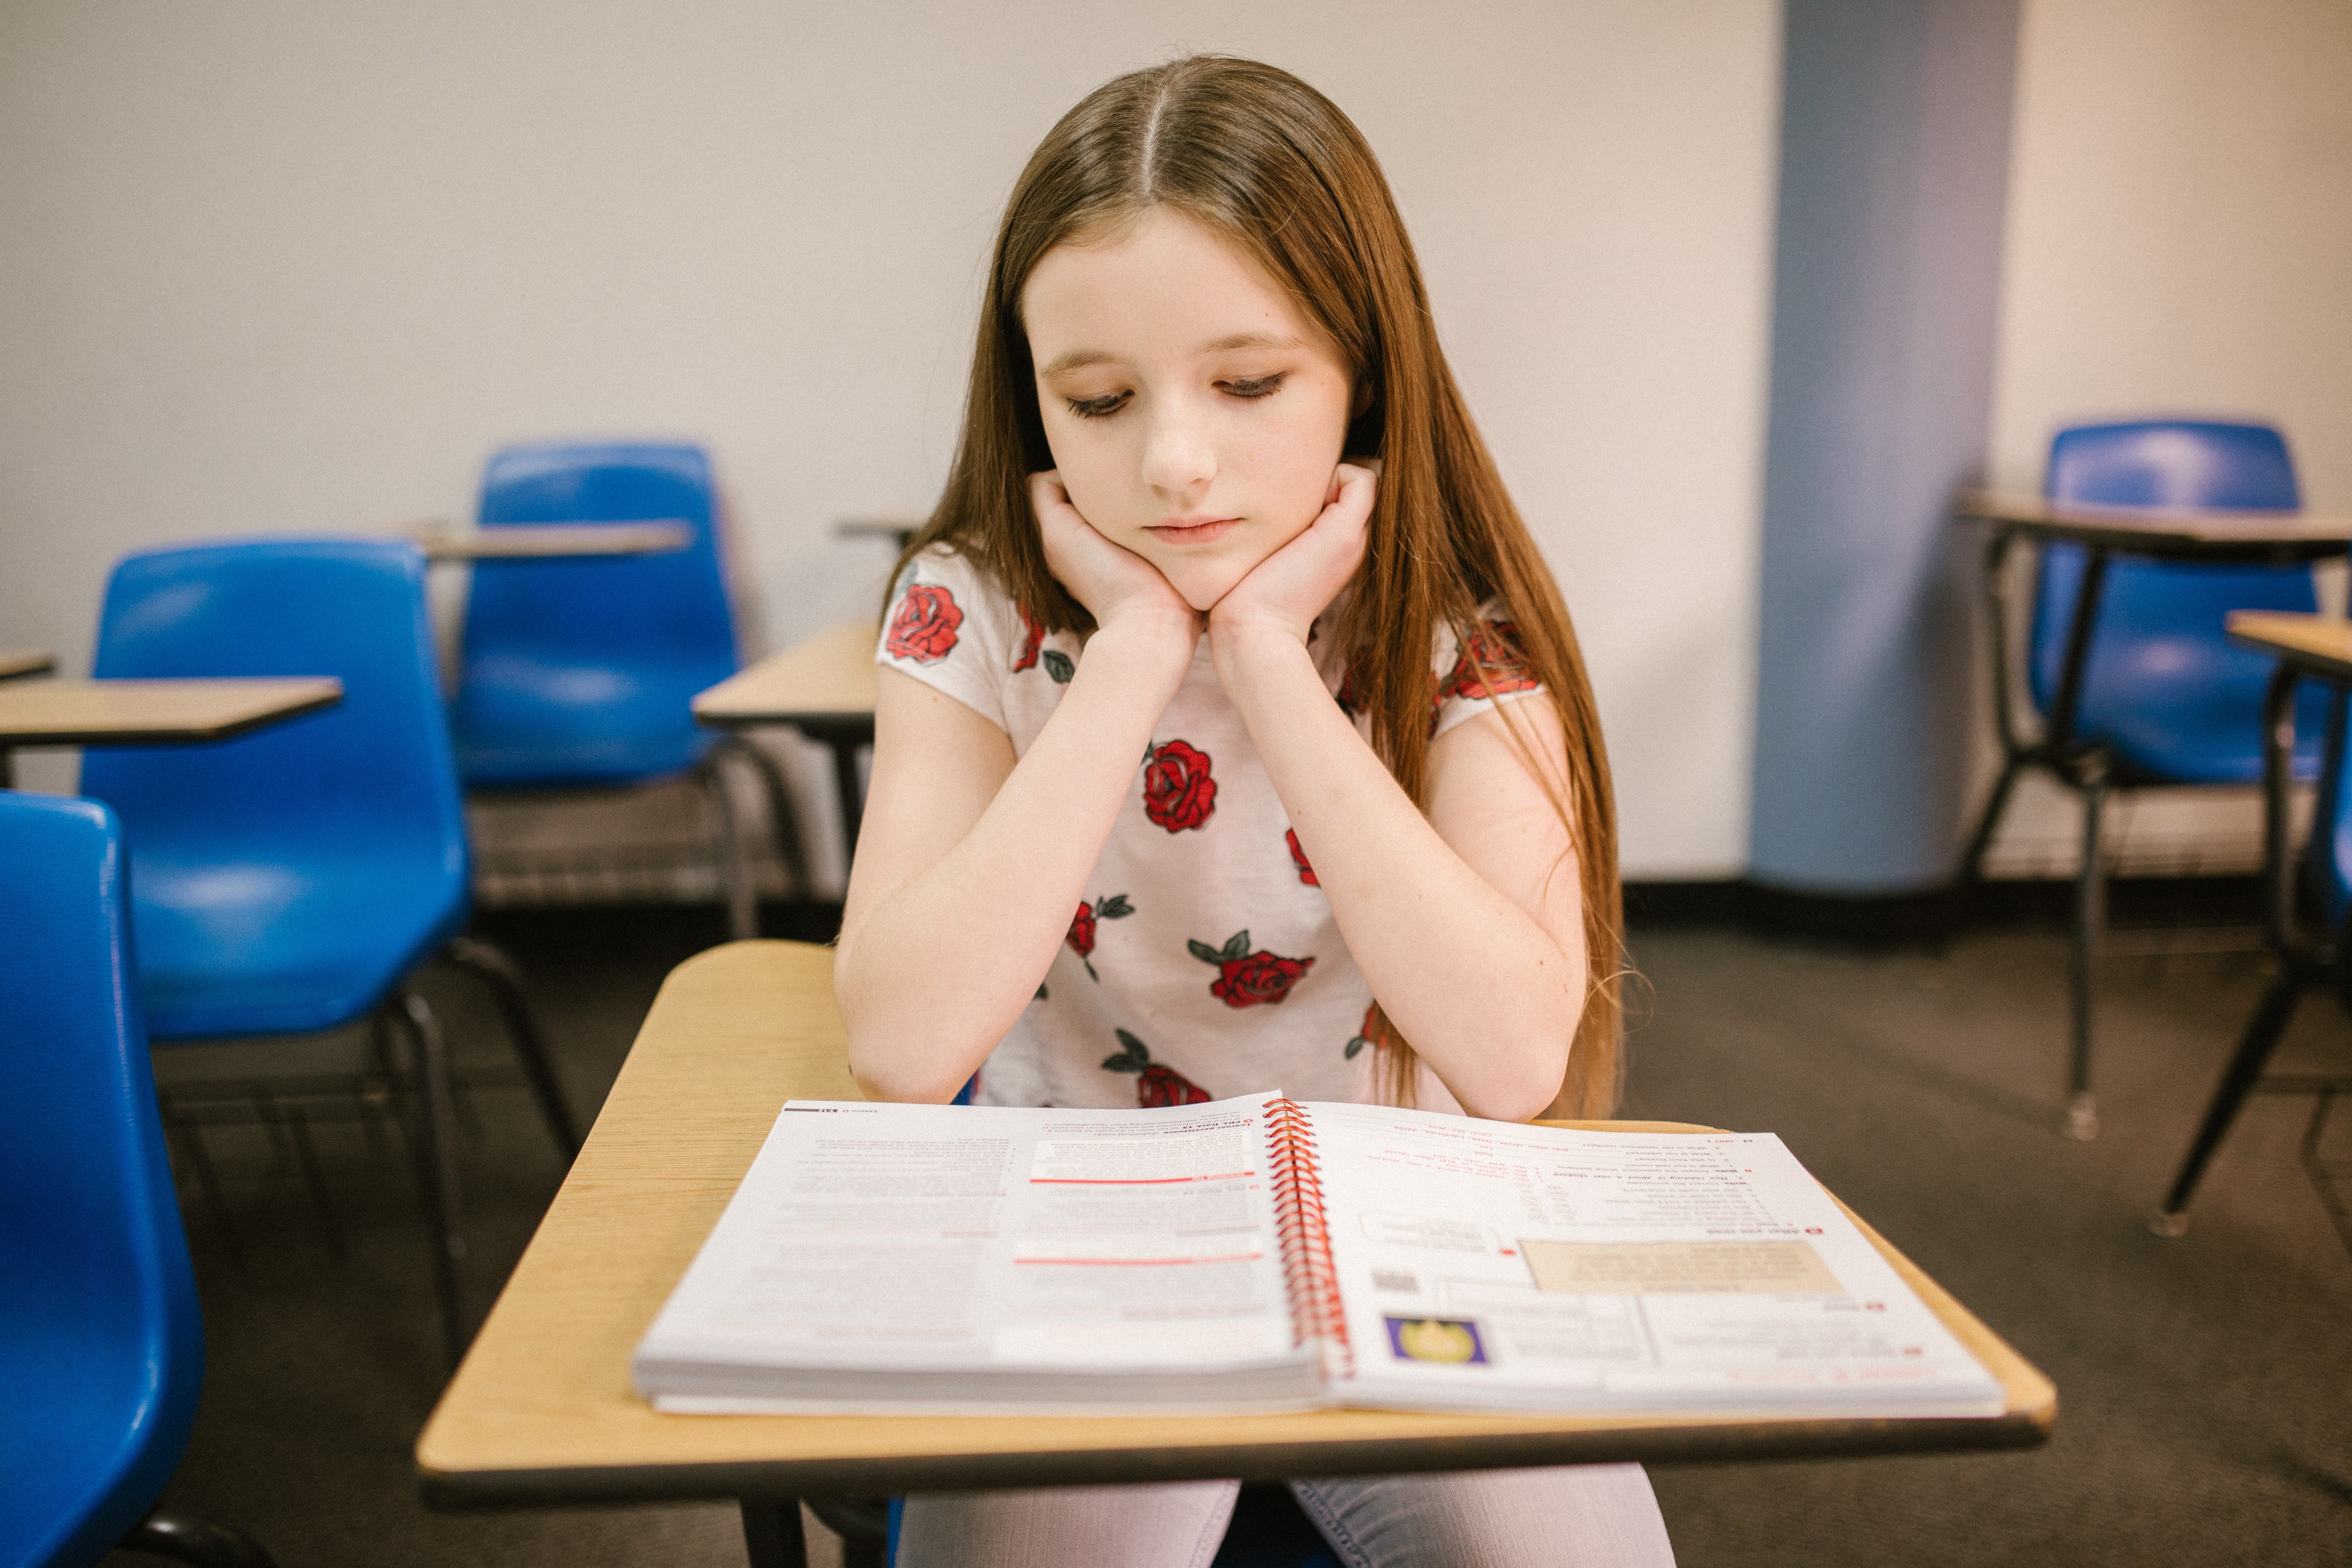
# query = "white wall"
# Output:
<box><xmin>0</xmin><ymin>0</ymin><xmax>1781</xmax><ymax>884</ymax></box>
<box><xmin>1977</xmin><ymin>0</ymin><xmax>2352</xmax><ymax>876</ymax></box>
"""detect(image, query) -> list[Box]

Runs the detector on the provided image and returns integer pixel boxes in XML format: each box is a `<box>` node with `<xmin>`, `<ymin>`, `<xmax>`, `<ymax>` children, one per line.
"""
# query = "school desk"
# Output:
<box><xmin>409</xmin><ymin>520</ymin><xmax>696</xmax><ymax>562</ymax></box>
<box><xmin>1951</xmin><ymin>490</ymin><xmax>2352</xmax><ymax>1140</ymax></box>
<box><xmin>0</xmin><ymin>649</ymin><xmax>55</xmax><ymax>681</ymax></box>
<box><xmin>0</xmin><ymin>677</ymin><xmax>343</xmax><ymax>789</ymax></box>
<box><xmin>2146</xmin><ymin>610</ymin><xmax>2352</xmax><ymax>1242</ymax></box>
<box><xmin>414</xmin><ymin>939</ymin><xmax>2057</xmax><ymax>1568</ymax></box>
<box><xmin>694</xmin><ymin>622</ymin><xmax>879</xmax><ymax>859</ymax></box>
<box><xmin>835</xmin><ymin>518</ymin><xmax>923</xmax><ymax>552</ymax></box>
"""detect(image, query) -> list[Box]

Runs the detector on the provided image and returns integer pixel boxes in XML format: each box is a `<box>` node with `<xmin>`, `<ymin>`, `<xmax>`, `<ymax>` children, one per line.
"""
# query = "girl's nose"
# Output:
<box><xmin>1140</xmin><ymin>407</ymin><xmax>1217</xmax><ymax>496</ymax></box>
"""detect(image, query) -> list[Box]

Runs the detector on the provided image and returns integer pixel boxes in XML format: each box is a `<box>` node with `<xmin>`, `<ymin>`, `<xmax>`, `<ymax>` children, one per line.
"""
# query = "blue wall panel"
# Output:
<box><xmin>1749</xmin><ymin>0</ymin><xmax>2021</xmax><ymax>891</ymax></box>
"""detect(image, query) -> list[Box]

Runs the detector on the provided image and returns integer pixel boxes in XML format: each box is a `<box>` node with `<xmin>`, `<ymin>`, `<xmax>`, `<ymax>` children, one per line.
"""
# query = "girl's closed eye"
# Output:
<box><xmin>1219</xmin><ymin>373</ymin><xmax>1287</xmax><ymax>400</ymax></box>
<box><xmin>1065</xmin><ymin>391</ymin><xmax>1131</xmax><ymax>420</ymax></box>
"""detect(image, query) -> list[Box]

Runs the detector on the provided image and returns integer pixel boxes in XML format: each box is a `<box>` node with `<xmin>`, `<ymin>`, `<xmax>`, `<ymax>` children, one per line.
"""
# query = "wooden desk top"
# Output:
<box><xmin>0</xmin><ymin>650</ymin><xmax>56</xmax><ymax>681</ymax></box>
<box><xmin>416</xmin><ymin>941</ymin><xmax>2056</xmax><ymax>1508</ymax></box>
<box><xmin>693</xmin><ymin>622</ymin><xmax>878</xmax><ymax>730</ymax></box>
<box><xmin>1954</xmin><ymin>489</ymin><xmax>2352</xmax><ymax>559</ymax></box>
<box><xmin>414</xmin><ymin>521</ymin><xmax>695</xmax><ymax>562</ymax></box>
<box><xmin>835</xmin><ymin>518</ymin><xmax>923</xmax><ymax>546</ymax></box>
<box><xmin>0</xmin><ymin>677</ymin><xmax>343</xmax><ymax>748</ymax></box>
<box><xmin>2227</xmin><ymin>611</ymin><xmax>2352</xmax><ymax>684</ymax></box>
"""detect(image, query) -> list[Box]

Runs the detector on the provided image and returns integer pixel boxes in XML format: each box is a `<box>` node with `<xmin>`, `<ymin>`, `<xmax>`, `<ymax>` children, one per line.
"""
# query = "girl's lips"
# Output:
<box><xmin>1146</xmin><ymin>516</ymin><xmax>1241</xmax><ymax>545</ymax></box>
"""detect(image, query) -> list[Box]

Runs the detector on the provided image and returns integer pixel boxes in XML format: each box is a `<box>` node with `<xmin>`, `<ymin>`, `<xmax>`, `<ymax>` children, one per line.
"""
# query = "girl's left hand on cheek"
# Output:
<box><xmin>1208</xmin><ymin>462</ymin><xmax>1377</xmax><ymax>648</ymax></box>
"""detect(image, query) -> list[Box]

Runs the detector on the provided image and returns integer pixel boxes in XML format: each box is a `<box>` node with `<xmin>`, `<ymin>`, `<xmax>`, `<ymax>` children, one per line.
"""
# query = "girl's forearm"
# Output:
<box><xmin>1213</xmin><ymin>628</ymin><xmax>1582</xmax><ymax>1121</ymax></box>
<box><xmin>838</xmin><ymin>620</ymin><xmax>1195</xmax><ymax>1101</ymax></box>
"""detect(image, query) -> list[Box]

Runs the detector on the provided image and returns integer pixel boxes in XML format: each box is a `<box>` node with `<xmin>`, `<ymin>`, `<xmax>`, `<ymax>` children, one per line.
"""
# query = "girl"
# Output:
<box><xmin>836</xmin><ymin>54</ymin><xmax>1670</xmax><ymax>1568</ymax></box>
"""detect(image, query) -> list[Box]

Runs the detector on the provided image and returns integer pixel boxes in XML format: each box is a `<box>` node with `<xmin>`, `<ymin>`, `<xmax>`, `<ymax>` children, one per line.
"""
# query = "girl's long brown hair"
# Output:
<box><xmin>891</xmin><ymin>55</ymin><xmax>1626</xmax><ymax>1118</ymax></box>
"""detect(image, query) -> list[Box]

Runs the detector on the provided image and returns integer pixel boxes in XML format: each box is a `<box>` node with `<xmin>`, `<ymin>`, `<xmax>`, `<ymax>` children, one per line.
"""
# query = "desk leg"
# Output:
<box><xmin>2067</xmin><ymin>766</ymin><xmax>2107</xmax><ymax>1142</ymax></box>
<box><xmin>740</xmin><ymin>1498</ymin><xmax>810</xmax><ymax>1568</ymax></box>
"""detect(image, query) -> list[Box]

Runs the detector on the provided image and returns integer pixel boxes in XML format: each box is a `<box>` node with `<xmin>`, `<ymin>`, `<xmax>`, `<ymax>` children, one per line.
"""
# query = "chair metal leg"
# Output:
<box><xmin>740</xmin><ymin>1498</ymin><xmax>811</xmax><ymax>1568</ymax></box>
<box><xmin>443</xmin><ymin>935</ymin><xmax>582</xmax><ymax>1158</ymax></box>
<box><xmin>2067</xmin><ymin>767</ymin><xmax>2108</xmax><ymax>1140</ymax></box>
<box><xmin>164</xmin><ymin>1113</ymin><xmax>243</xmax><ymax>1265</ymax></box>
<box><xmin>394</xmin><ymin>990</ymin><xmax>471</xmax><ymax>1367</ymax></box>
<box><xmin>119</xmin><ymin>1507</ymin><xmax>278</xmax><ymax>1568</ymax></box>
<box><xmin>715</xmin><ymin>733</ymin><xmax>812</xmax><ymax>900</ymax></box>
<box><xmin>2150</xmin><ymin>964</ymin><xmax>2311</xmax><ymax>1236</ymax></box>
<box><xmin>699</xmin><ymin>754</ymin><xmax>760</xmax><ymax>941</ymax></box>
<box><xmin>1956</xmin><ymin>752</ymin><xmax>2025</xmax><ymax>887</ymax></box>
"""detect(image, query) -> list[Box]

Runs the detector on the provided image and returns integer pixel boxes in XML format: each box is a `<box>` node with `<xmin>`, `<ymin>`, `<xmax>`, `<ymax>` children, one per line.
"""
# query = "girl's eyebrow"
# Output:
<box><xmin>1200</xmin><ymin>332</ymin><xmax>1302</xmax><ymax>354</ymax></box>
<box><xmin>1039</xmin><ymin>332</ymin><xmax>1303</xmax><ymax>380</ymax></box>
<box><xmin>1038</xmin><ymin>348</ymin><xmax>1116</xmax><ymax>378</ymax></box>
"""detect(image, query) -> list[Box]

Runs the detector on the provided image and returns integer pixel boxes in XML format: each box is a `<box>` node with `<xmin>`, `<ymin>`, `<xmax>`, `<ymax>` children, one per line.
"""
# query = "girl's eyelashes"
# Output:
<box><xmin>1059</xmin><ymin>372</ymin><xmax>1289</xmax><ymax>420</ymax></box>
<box><xmin>1219</xmin><ymin>373</ymin><xmax>1287</xmax><ymax>400</ymax></box>
<box><xmin>1065</xmin><ymin>391</ymin><xmax>1131</xmax><ymax>420</ymax></box>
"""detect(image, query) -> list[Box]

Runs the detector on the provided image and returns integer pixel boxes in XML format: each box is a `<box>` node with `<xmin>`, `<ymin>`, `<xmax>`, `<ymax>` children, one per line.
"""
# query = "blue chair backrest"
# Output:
<box><xmin>78</xmin><ymin>538</ymin><xmax>469</xmax><ymax>964</ymax></box>
<box><xmin>0</xmin><ymin>794</ymin><xmax>202</xmax><ymax>1568</ymax></box>
<box><xmin>454</xmin><ymin>442</ymin><xmax>739</xmax><ymax>772</ymax></box>
<box><xmin>2025</xmin><ymin>420</ymin><xmax>2317</xmax><ymax>781</ymax></box>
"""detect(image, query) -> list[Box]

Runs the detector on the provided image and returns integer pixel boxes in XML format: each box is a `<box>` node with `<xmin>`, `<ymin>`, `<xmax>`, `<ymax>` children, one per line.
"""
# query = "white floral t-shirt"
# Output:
<box><xmin>876</xmin><ymin>546</ymin><xmax>1545</xmax><ymax>1114</ymax></box>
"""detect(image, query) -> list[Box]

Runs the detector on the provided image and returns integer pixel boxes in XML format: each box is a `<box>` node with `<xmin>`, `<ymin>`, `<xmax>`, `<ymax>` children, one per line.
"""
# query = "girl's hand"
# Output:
<box><xmin>1031</xmin><ymin>471</ymin><xmax>1202</xmax><ymax>648</ymax></box>
<box><xmin>1208</xmin><ymin>462</ymin><xmax>1377</xmax><ymax>650</ymax></box>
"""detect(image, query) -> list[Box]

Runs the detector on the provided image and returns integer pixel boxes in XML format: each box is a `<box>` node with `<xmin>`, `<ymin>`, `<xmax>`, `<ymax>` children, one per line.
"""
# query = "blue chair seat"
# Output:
<box><xmin>2072</xmin><ymin>626</ymin><xmax>2320</xmax><ymax>784</ymax></box>
<box><xmin>131</xmin><ymin>854</ymin><xmax>466</xmax><ymax>1039</ymax></box>
<box><xmin>2031</xmin><ymin>552</ymin><xmax>2326</xmax><ymax>783</ymax></box>
<box><xmin>452</xmin><ymin>649</ymin><xmax>719</xmax><ymax>786</ymax></box>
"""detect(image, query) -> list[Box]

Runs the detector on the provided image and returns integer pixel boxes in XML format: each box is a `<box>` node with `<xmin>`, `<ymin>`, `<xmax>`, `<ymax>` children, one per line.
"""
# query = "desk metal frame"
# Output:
<box><xmin>2152</xmin><ymin>614</ymin><xmax>2352</xmax><ymax>1253</ymax></box>
<box><xmin>1952</xmin><ymin>493</ymin><xmax>2352</xmax><ymax>1141</ymax></box>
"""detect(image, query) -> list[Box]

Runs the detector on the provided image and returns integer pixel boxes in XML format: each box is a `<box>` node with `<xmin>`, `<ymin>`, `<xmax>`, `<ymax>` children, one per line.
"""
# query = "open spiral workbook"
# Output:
<box><xmin>631</xmin><ymin>1092</ymin><xmax>2004</xmax><ymax>1420</ymax></box>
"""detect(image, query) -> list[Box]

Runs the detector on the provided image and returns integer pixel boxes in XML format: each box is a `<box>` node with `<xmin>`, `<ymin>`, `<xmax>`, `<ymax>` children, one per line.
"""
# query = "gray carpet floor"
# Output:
<box><xmin>111</xmin><ymin>907</ymin><xmax>2352</xmax><ymax>1567</ymax></box>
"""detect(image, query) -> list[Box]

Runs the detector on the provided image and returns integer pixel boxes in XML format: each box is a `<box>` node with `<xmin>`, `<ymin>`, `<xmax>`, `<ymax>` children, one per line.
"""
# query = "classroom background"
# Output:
<box><xmin>2</xmin><ymin>1</ymin><xmax>2347</xmax><ymax>1566</ymax></box>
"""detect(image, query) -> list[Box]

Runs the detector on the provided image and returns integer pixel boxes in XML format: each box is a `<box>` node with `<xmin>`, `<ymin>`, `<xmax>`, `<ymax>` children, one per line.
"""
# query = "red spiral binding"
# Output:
<box><xmin>1263</xmin><ymin>1097</ymin><xmax>1350</xmax><ymax>1376</ymax></box>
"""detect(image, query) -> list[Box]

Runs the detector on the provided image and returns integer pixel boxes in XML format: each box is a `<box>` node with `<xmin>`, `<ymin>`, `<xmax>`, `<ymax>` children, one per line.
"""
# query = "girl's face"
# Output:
<box><xmin>1023</xmin><ymin>207</ymin><xmax>1359</xmax><ymax>612</ymax></box>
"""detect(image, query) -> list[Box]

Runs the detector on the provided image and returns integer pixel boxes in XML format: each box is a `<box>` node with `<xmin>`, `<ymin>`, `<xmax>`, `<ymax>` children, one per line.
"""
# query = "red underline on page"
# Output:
<box><xmin>1013</xmin><ymin>1253</ymin><xmax>1263</xmax><ymax>1266</ymax></box>
<box><xmin>1028</xmin><ymin>1172</ymin><xmax>1256</xmax><ymax>1184</ymax></box>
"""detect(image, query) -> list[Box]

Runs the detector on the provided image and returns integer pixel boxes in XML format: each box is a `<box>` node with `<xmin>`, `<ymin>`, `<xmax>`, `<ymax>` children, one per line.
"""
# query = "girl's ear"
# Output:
<box><xmin>1352</xmin><ymin>378</ymin><xmax>1375</xmax><ymax>419</ymax></box>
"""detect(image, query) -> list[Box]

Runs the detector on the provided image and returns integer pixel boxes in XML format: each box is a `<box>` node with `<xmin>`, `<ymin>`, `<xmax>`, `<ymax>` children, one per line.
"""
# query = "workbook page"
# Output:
<box><xmin>1301</xmin><ymin>1103</ymin><xmax>2003</xmax><ymax>1417</ymax></box>
<box><xmin>635</xmin><ymin>1094</ymin><xmax>1303</xmax><ymax>1386</ymax></box>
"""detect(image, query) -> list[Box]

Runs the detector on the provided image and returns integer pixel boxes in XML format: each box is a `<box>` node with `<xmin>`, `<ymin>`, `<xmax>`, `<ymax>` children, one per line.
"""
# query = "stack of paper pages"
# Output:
<box><xmin>633</xmin><ymin>1092</ymin><xmax>2002</xmax><ymax>1419</ymax></box>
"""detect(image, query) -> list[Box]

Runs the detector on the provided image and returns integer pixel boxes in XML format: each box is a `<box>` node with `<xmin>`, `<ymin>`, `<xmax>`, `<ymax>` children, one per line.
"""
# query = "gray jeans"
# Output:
<box><xmin>897</xmin><ymin>1463</ymin><xmax>1674</xmax><ymax>1568</ymax></box>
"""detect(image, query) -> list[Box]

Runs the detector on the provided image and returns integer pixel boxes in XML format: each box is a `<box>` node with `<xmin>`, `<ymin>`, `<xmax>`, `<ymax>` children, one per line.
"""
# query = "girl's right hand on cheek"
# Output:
<box><xmin>1031</xmin><ymin>472</ymin><xmax>1202</xmax><ymax>648</ymax></box>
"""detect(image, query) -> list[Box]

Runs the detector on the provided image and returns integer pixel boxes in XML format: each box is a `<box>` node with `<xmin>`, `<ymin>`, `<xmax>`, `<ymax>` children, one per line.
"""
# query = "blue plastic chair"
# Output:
<box><xmin>1958</xmin><ymin>420</ymin><xmax>2320</xmax><ymax>1139</ymax></box>
<box><xmin>78</xmin><ymin>538</ymin><xmax>580</xmax><ymax>1365</ymax></box>
<box><xmin>2154</xmin><ymin>658</ymin><xmax>2352</xmax><ymax>1243</ymax></box>
<box><xmin>0</xmin><ymin>792</ymin><xmax>274</xmax><ymax>1568</ymax></box>
<box><xmin>447</xmin><ymin>441</ymin><xmax>801</xmax><ymax>938</ymax></box>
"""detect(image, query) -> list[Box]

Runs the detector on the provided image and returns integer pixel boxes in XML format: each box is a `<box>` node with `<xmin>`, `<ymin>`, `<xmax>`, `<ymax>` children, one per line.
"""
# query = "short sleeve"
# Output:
<box><xmin>876</xmin><ymin>547</ymin><xmax>1019</xmax><ymax>734</ymax></box>
<box><xmin>1430</xmin><ymin>611</ymin><xmax>1547</xmax><ymax>740</ymax></box>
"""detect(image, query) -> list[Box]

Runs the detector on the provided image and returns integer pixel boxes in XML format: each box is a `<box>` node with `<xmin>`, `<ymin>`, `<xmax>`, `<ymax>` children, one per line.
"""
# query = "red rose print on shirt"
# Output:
<box><xmin>1013</xmin><ymin>603</ymin><xmax>1045</xmax><ymax>672</ymax></box>
<box><xmin>1441</xmin><ymin>620</ymin><xmax>1541</xmax><ymax>704</ymax></box>
<box><xmin>886</xmin><ymin>584</ymin><xmax>963</xmax><ymax>664</ymax></box>
<box><xmin>1286</xmin><ymin>828</ymin><xmax>1318</xmax><ymax>887</ymax></box>
<box><xmin>1142</xmin><ymin>739</ymin><xmax>1217</xmax><ymax>832</ymax></box>
<box><xmin>1065</xmin><ymin>893</ymin><xmax>1133</xmax><ymax>980</ymax></box>
<box><xmin>1346</xmin><ymin>1003</ymin><xmax>1387</xmax><ymax>1060</ymax></box>
<box><xmin>1188</xmin><ymin>929</ymin><xmax>1315</xmax><ymax>1008</ymax></box>
<box><xmin>1101</xmin><ymin>1028</ymin><xmax>1212</xmax><ymax>1107</ymax></box>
